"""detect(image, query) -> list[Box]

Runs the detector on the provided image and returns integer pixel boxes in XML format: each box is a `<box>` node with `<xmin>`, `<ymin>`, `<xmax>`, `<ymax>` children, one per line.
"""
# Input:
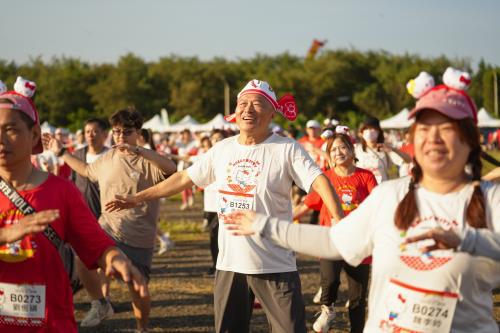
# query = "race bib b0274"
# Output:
<box><xmin>377</xmin><ymin>278</ymin><xmax>458</xmax><ymax>333</ymax></box>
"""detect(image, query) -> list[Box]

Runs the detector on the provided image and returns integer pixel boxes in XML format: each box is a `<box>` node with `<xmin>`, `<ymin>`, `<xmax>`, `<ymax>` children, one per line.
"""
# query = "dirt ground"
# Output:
<box><xmin>74</xmin><ymin>195</ymin><xmax>500</xmax><ymax>333</ymax></box>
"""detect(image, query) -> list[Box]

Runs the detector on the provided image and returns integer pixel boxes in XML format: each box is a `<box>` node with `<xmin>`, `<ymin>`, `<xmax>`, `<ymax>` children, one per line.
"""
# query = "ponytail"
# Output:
<box><xmin>395</xmin><ymin>161</ymin><xmax>422</xmax><ymax>230</ymax></box>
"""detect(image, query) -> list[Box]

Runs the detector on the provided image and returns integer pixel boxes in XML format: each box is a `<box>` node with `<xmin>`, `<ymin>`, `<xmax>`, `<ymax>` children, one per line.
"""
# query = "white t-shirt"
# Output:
<box><xmin>188</xmin><ymin>133</ymin><xmax>322</xmax><ymax>274</ymax></box>
<box><xmin>354</xmin><ymin>143</ymin><xmax>404</xmax><ymax>183</ymax></box>
<box><xmin>86</xmin><ymin>149</ymin><xmax>108</xmax><ymax>164</ymax></box>
<box><xmin>330</xmin><ymin>178</ymin><xmax>500</xmax><ymax>333</ymax></box>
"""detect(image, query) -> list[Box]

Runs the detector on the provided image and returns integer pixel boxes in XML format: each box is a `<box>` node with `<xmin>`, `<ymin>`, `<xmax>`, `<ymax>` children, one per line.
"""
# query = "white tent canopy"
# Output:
<box><xmin>380</xmin><ymin>108</ymin><xmax>413</xmax><ymax>129</ymax></box>
<box><xmin>477</xmin><ymin>108</ymin><xmax>500</xmax><ymax>128</ymax></box>
<box><xmin>191</xmin><ymin>113</ymin><xmax>238</xmax><ymax>132</ymax></box>
<box><xmin>143</xmin><ymin>114</ymin><xmax>167</xmax><ymax>132</ymax></box>
<box><xmin>165</xmin><ymin>115</ymin><xmax>200</xmax><ymax>132</ymax></box>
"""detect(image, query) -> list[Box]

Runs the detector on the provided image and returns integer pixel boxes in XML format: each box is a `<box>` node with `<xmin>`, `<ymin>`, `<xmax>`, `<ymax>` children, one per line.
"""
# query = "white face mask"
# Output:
<box><xmin>362</xmin><ymin>129</ymin><xmax>379</xmax><ymax>143</ymax></box>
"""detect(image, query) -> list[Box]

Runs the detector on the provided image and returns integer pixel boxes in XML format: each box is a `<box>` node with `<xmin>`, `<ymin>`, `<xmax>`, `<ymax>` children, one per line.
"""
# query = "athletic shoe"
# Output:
<box><xmin>158</xmin><ymin>233</ymin><xmax>174</xmax><ymax>255</ymax></box>
<box><xmin>313</xmin><ymin>286</ymin><xmax>322</xmax><ymax>304</ymax></box>
<box><xmin>80</xmin><ymin>299</ymin><xmax>114</xmax><ymax>327</ymax></box>
<box><xmin>312</xmin><ymin>304</ymin><xmax>335</xmax><ymax>333</ymax></box>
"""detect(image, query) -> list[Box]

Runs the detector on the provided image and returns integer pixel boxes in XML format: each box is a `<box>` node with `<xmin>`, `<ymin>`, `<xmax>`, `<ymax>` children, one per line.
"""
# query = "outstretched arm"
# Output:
<box><xmin>42</xmin><ymin>133</ymin><xmax>88</xmax><ymax>177</ymax></box>
<box><xmin>225</xmin><ymin>211</ymin><xmax>342</xmax><ymax>260</ymax></box>
<box><xmin>483</xmin><ymin>167</ymin><xmax>500</xmax><ymax>182</ymax></box>
<box><xmin>105</xmin><ymin>170</ymin><xmax>194</xmax><ymax>212</ymax></box>
<box><xmin>114</xmin><ymin>144</ymin><xmax>176</xmax><ymax>176</ymax></box>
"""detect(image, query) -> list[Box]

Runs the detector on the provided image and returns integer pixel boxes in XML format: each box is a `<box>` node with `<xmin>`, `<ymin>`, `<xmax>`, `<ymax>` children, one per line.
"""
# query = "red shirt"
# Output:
<box><xmin>304</xmin><ymin>167</ymin><xmax>377</xmax><ymax>263</ymax></box>
<box><xmin>0</xmin><ymin>175</ymin><xmax>115</xmax><ymax>333</ymax></box>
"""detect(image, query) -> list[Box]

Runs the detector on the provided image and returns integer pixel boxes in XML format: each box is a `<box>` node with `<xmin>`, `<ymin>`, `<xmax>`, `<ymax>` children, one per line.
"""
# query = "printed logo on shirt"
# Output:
<box><xmin>399</xmin><ymin>216</ymin><xmax>456</xmax><ymax>271</ymax></box>
<box><xmin>0</xmin><ymin>209</ymin><xmax>37</xmax><ymax>263</ymax></box>
<box><xmin>337</xmin><ymin>185</ymin><xmax>358</xmax><ymax>213</ymax></box>
<box><xmin>226</xmin><ymin>158</ymin><xmax>262</xmax><ymax>194</ymax></box>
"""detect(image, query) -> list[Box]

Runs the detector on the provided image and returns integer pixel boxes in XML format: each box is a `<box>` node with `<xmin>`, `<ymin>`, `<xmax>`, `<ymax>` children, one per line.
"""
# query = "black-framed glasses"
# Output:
<box><xmin>112</xmin><ymin>128</ymin><xmax>135</xmax><ymax>137</ymax></box>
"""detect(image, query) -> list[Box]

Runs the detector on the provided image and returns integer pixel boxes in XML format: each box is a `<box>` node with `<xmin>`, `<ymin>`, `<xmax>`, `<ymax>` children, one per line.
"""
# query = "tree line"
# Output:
<box><xmin>0</xmin><ymin>50</ymin><xmax>498</xmax><ymax>131</ymax></box>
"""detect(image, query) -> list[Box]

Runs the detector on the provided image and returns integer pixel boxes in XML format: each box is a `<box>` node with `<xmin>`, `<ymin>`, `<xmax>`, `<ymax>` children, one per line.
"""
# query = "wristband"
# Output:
<box><xmin>57</xmin><ymin>147</ymin><xmax>67</xmax><ymax>157</ymax></box>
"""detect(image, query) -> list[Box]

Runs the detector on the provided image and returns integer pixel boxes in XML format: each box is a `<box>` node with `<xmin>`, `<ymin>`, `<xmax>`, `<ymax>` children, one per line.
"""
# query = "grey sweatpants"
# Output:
<box><xmin>214</xmin><ymin>270</ymin><xmax>306</xmax><ymax>333</ymax></box>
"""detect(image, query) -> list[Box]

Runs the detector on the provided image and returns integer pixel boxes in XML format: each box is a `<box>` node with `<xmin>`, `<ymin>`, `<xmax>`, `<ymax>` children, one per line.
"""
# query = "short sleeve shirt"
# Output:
<box><xmin>188</xmin><ymin>133</ymin><xmax>323</xmax><ymax>274</ymax></box>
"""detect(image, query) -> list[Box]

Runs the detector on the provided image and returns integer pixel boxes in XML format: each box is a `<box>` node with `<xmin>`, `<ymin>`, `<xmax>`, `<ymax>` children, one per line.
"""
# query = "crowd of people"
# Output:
<box><xmin>0</xmin><ymin>69</ymin><xmax>499</xmax><ymax>333</ymax></box>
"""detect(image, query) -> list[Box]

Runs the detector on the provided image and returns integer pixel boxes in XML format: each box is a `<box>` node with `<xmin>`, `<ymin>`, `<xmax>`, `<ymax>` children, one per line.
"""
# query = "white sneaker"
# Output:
<box><xmin>313</xmin><ymin>286</ymin><xmax>322</xmax><ymax>304</ymax></box>
<box><xmin>312</xmin><ymin>304</ymin><xmax>335</xmax><ymax>333</ymax></box>
<box><xmin>80</xmin><ymin>299</ymin><xmax>114</xmax><ymax>327</ymax></box>
<box><xmin>158</xmin><ymin>233</ymin><xmax>174</xmax><ymax>255</ymax></box>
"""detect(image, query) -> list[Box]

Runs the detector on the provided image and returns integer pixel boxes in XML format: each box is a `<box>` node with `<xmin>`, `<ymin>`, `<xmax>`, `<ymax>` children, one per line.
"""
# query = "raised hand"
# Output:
<box><xmin>41</xmin><ymin>133</ymin><xmax>63</xmax><ymax>154</ymax></box>
<box><xmin>0</xmin><ymin>210</ymin><xmax>59</xmax><ymax>245</ymax></box>
<box><xmin>105</xmin><ymin>194</ymin><xmax>139</xmax><ymax>212</ymax></box>
<box><xmin>403</xmin><ymin>228</ymin><xmax>461</xmax><ymax>252</ymax></box>
<box><xmin>223</xmin><ymin>210</ymin><xmax>258</xmax><ymax>236</ymax></box>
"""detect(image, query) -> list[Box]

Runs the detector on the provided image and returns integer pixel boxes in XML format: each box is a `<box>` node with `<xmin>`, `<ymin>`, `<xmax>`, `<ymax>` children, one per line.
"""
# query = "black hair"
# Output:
<box><xmin>109</xmin><ymin>107</ymin><xmax>143</xmax><ymax>129</ymax></box>
<box><xmin>84</xmin><ymin>117</ymin><xmax>108</xmax><ymax>131</ymax></box>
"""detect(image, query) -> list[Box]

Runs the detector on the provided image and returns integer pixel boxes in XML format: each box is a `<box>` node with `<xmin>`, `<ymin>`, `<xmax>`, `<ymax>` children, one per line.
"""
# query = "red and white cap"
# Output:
<box><xmin>225</xmin><ymin>79</ymin><xmax>298</xmax><ymax>122</ymax></box>
<box><xmin>0</xmin><ymin>76</ymin><xmax>42</xmax><ymax>154</ymax></box>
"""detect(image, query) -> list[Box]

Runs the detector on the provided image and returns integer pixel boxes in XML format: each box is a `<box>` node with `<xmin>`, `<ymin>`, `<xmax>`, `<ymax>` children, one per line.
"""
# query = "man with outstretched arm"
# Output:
<box><xmin>44</xmin><ymin>107</ymin><xmax>176</xmax><ymax>333</ymax></box>
<box><xmin>107</xmin><ymin>80</ymin><xmax>343</xmax><ymax>333</ymax></box>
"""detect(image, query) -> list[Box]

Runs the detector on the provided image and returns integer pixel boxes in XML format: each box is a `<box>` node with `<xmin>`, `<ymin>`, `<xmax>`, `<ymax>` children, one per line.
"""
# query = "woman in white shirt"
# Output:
<box><xmin>355</xmin><ymin>117</ymin><xmax>412</xmax><ymax>183</ymax></box>
<box><xmin>226</xmin><ymin>69</ymin><xmax>500</xmax><ymax>333</ymax></box>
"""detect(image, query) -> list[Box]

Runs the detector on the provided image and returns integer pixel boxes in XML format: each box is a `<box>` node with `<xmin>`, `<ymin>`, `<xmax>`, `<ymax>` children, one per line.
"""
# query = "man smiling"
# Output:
<box><xmin>106</xmin><ymin>80</ymin><xmax>343</xmax><ymax>333</ymax></box>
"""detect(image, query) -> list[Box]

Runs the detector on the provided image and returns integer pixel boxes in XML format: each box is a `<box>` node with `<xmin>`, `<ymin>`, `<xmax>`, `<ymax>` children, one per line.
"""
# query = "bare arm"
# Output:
<box><xmin>135</xmin><ymin>146</ymin><xmax>176</xmax><ymax>175</ymax></box>
<box><xmin>483</xmin><ymin>167</ymin><xmax>500</xmax><ymax>182</ymax></box>
<box><xmin>292</xmin><ymin>202</ymin><xmax>310</xmax><ymax>221</ymax></box>
<box><xmin>97</xmin><ymin>247</ymin><xmax>148</xmax><ymax>297</ymax></box>
<box><xmin>61</xmin><ymin>151</ymin><xmax>89</xmax><ymax>177</ymax></box>
<box><xmin>310</xmin><ymin>174</ymin><xmax>344</xmax><ymax>222</ymax></box>
<box><xmin>105</xmin><ymin>170</ymin><xmax>194</xmax><ymax>212</ymax></box>
<box><xmin>382</xmin><ymin>144</ymin><xmax>412</xmax><ymax>164</ymax></box>
<box><xmin>42</xmin><ymin>133</ymin><xmax>88</xmax><ymax>177</ymax></box>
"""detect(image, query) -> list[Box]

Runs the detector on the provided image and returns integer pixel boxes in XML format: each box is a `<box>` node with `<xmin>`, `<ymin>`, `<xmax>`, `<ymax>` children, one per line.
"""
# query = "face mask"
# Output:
<box><xmin>362</xmin><ymin>129</ymin><xmax>379</xmax><ymax>142</ymax></box>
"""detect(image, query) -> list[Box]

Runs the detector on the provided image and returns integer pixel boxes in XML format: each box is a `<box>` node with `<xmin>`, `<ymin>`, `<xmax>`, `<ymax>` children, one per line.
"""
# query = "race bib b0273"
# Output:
<box><xmin>0</xmin><ymin>282</ymin><xmax>46</xmax><ymax>327</ymax></box>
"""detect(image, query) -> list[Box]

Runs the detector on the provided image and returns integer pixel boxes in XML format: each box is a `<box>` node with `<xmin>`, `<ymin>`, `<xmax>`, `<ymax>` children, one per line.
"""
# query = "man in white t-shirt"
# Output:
<box><xmin>106</xmin><ymin>79</ymin><xmax>343</xmax><ymax>333</ymax></box>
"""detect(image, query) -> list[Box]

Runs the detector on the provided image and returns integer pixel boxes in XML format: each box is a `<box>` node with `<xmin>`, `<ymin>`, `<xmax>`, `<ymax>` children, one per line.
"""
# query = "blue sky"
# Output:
<box><xmin>2</xmin><ymin>0</ymin><xmax>499</xmax><ymax>67</ymax></box>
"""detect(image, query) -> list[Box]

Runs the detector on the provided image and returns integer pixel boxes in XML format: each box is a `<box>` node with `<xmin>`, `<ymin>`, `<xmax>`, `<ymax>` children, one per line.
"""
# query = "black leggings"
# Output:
<box><xmin>204</xmin><ymin>212</ymin><xmax>219</xmax><ymax>269</ymax></box>
<box><xmin>319</xmin><ymin>259</ymin><xmax>370</xmax><ymax>333</ymax></box>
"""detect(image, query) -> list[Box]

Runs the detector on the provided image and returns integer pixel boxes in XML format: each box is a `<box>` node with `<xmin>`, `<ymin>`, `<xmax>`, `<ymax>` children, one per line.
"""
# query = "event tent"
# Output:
<box><xmin>165</xmin><ymin>115</ymin><xmax>200</xmax><ymax>132</ymax></box>
<box><xmin>380</xmin><ymin>108</ymin><xmax>413</xmax><ymax>129</ymax></box>
<box><xmin>477</xmin><ymin>108</ymin><xmax>500</xmax><ymax>128</ymax></box>
<box><xmin>143</xmin><ymin>115</ymin><xmax>167</xmax><ymax>132</ymax></box>
<box><xmin>191</xmin><ymin>114</ymin><xmax>238</xmax><ymax>132</ymax></box>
